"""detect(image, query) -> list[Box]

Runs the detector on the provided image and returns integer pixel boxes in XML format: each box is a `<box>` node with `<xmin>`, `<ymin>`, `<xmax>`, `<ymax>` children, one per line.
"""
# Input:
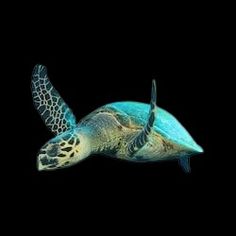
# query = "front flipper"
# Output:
<box><xmin>178</xmin><ymin>156</ymin><xmax>191</xmax><ymax>173</ymax></box>
<box><xmin>31</xmin><ymin>64</ymin><xmax>77</xmax><ymax>135</ymax></box>
<box><xmin>127</xmin><ymin>80</ymin><xmax>157</xmax><ymax>156</ymax></box>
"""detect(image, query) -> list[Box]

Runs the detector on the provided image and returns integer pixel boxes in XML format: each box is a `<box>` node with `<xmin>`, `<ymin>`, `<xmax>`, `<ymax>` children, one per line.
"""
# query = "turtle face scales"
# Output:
<box><xmin>37</xmin><ymin>130</ymin><xmax>91</xmax><ymax>171</ymax></box>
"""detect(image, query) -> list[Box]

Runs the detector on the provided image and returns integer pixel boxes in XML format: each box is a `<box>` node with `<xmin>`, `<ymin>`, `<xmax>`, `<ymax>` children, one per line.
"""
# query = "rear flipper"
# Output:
<box><xmin>178</xmin><ymin>156</ymin><xmax>191</xmax><ymax>173</ymax></box>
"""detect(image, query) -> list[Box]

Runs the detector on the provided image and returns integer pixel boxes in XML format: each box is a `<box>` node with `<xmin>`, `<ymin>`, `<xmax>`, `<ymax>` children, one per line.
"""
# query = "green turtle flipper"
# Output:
<box><xmin>31</xmin><ymin>64</ymin><xmax>77</xmax><ymax>135</ymax></box>
<box><xmin>128</xmin><ymin>80</ymin><xmax>157</xmax><ymax>156</ymax></box>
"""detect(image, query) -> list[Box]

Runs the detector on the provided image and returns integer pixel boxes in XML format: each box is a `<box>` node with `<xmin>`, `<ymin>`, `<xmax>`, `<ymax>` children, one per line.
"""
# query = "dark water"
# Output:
<box><xmin>3</xmin><ymin>20</ymin><xmax>228</xmax><ymax>231</ymax></box>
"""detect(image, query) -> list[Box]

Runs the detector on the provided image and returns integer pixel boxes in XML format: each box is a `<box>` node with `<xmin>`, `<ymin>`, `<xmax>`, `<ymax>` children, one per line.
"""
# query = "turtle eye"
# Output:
<box><xmin>47</xmin><ymin>144</ymin><xmax>60</xmax><ymax>157</ymax></box>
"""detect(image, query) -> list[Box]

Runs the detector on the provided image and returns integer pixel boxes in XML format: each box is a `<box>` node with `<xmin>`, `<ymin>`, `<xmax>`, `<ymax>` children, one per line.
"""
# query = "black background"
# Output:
<box><xmin>3</xmin><ymin>6</ymin><xmax>229</xmax><ymax>231</ymax></box>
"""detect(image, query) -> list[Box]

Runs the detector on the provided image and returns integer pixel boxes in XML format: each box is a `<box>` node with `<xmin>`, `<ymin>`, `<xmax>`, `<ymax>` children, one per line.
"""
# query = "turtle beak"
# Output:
<box><xmin>37</xmin><ymin>155</ymin><xmax>45</xmax><ymax>171</ymax></box>
<box><xmin>37</xmin><ymin>153</ymin><xmax>59</xmax><ymax>171</ymax></box>
<box><xmin>37</xmin><ymin>161</ymin><xmax>43</xmax><ymax>171</ymax></box>
<box><xmin>37</xmin><ymin>148</ymin><xmax>47</xmax><ymax>171</ymax></box>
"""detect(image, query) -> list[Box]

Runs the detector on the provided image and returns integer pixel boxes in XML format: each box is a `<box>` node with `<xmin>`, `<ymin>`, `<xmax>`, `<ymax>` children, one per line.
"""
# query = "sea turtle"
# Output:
<box><xmin>31</xmin><ymin>64</ymin><xmax>203</xmax><ymax>173</ymax></box>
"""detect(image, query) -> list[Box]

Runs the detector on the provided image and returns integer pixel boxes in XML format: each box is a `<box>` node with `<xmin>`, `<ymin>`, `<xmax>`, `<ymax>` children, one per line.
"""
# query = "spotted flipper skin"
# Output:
<box><xmin>31</xmin><ymin>64</ymin><xmax>76</xmax><ymax>135</ymax></box>
<box><xmin>128</xmin><ymin>80</ymin><xmax>157</xmax><ymax>156</ymax></box>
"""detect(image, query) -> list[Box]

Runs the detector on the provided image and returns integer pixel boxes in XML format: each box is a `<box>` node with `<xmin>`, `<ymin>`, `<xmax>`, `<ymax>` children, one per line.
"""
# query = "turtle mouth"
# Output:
<box><xmin>37</xmin><ymin>154</ymin><xmax>59</xmax><ymax>171</ymax></box>
<box><xmin>37</xmin><ymin>157</ymin><xmax>44</xmax><ymax>171</ymax></box>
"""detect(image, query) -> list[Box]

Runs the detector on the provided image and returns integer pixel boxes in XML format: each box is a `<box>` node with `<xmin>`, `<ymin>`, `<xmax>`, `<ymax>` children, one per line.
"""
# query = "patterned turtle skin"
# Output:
<box><xmin>32</xmin><ymin>65</ymin><xmax>203</xmax><ymax>173</ymax></box>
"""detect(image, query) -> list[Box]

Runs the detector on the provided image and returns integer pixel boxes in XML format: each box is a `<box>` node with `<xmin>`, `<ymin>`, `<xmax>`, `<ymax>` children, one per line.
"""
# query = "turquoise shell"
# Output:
<box><xmin>106</xmin><ymin>102</ymin><xmax>203</xmax><ymax>153</ymax></box>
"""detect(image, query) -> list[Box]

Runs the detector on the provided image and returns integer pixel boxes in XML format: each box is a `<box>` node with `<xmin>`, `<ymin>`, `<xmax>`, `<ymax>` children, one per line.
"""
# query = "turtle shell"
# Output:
<box><xmin>104</xmin><ymin>101</ymin><xmax>203</xmax><ymax>153</ymax></box>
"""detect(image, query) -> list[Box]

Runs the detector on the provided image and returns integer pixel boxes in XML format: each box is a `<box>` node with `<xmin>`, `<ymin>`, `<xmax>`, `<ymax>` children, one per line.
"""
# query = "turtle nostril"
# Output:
<box><xmin>39</xmin><ymin>149</ymin><xmax>46</xmax><ymax>154</ymax></box>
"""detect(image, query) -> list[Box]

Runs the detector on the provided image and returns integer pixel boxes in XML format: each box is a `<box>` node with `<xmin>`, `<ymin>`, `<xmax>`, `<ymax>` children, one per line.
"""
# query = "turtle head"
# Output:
<box><xmin>37</xmin><ymin>129</ymin><xmax>91</xmax><ymax>171</ymax></box>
